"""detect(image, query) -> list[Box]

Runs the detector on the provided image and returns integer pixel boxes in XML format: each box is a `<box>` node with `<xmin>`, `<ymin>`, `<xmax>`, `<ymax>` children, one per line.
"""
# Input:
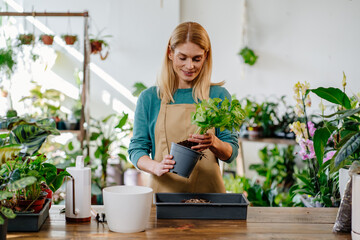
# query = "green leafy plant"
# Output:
<box><xmin>19</xmin><ymin>84</ymin><xmax>65</xmax><ymax>119</ymax></box>
<box><xmin>307</xmin><ymin>73</ymin><xmax>360</xmax><ymax>171</ymax></box>
<box><xmin>250</xmin><ymin>145</ymin><xmax>297</xmax><ymax>191</ymax></box>
<box><xmin>89</xmin><ymin>113</ymin><xmax>133</xmax><ymax>194</ymax></box>
<box><xmin>238</xmin><ymin>47</ymin><xmax>258</xmax><ymax>66</ymax></box>
<box><xmin>132</xmin><ymin>82</ymin><xmax>148</xmax><ymax>97</ymax></box>
<box><xmin>17</xmin><ymin>33</ymin><xmax>34</xmax><ymax>46</ymax></box>
<box><xmin>0</xmin><ymin>118</ymin><xmax>69</xmax><ymax>213</ymax></box>
<box><xmin>89</xmin><ymin>28</ymin><xmax>112</xmax><ymax>60</ymax></box>
<box><xmin>0</xmin><ymin>176</ymin><xmax>37</xmax><ymax>224</ymax></box>
<box><xmin>0</xmin><ymin>47</ymin><xmax>16</xmax><ymax>79</ymax></box>
<box><xmin>191</xmin><ymin>97</ymin><xmax>246</xmax><ymax>135</ymax></box>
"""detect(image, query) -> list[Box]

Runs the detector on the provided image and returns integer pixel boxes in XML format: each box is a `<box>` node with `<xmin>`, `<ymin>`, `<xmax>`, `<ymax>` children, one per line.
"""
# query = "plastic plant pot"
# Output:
<box><xmin>169</xmin><ymin>142</ymin><xmax>202</xmax><ymax>178</ymax></box>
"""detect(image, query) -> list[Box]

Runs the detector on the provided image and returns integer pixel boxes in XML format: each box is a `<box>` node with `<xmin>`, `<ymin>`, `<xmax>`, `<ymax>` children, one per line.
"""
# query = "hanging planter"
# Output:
<box><xmin>17</xmin><ymin>33</ymin><xmax>35</xmax><ymax>45</ymax></box>
<box><xmin>39</xmin><ymin>34</ymin><xmax>54</xmax><ymax>45</ymax></box>
<box><xmin>89</xmin><ymin>29</ymin><xmax>111</xmax><ymax>60</ymax></box>
<box><xmin>90</xmin><ymin>39</ymin><xmax>109</xmax><ymax>60</ymax></box>
<box><xmin>61</xmin><ymin>34</ymin><xmax>78</xmax><ymax>45</ymax></box>
<box><xmin>238</xmin><ymin>47</ymin><xmax>258</xmax><ymax>66</ymax></box>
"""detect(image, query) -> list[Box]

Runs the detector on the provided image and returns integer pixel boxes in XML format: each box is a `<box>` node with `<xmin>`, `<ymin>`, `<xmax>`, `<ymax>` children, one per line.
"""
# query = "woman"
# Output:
<box><xmin>128</xmin><ymin>22</ymin><xmax>239</xmax><ymax>193</ymax></box>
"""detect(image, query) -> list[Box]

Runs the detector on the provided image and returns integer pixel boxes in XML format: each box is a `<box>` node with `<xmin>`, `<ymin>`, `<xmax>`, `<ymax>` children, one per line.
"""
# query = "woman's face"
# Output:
<box><xmin>168</xmin><ymin>41</ymin><xmax>207</xmax><ymax>89</ymax></box>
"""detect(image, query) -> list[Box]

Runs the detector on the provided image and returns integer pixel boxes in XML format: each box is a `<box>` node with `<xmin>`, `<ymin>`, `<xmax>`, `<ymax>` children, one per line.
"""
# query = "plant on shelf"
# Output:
<box><xmin>0</xmin><ymin>118</ymin><xmax>70</xmax><ymax>213</ymax></box>
<box><xmin>240</xmin><ymin>97</ymin><xmax>279</xmax><ymax>139</ymax></box>
<box><xmin>89</xmin><ymin>113</ymin><xmax>133</xmax><ymax>200</ymax></box>
<box><xmin>39</xmin><ymin>34</ymin><xmax>54</xmax><ymax>45</ymax></box>
<box><xmin>61</xmin><ymin>34</ymin><xmax>78</xmax><ymax>45</ymax></box>
<box><xmin>89</xmin><ymin>28</ymin><xmax>112</xmax><ymax>60</ymax></box>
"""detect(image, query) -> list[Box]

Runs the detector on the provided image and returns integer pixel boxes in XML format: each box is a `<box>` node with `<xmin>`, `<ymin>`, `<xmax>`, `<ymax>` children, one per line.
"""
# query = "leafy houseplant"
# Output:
<box><xmin>89</xmin><ymin>29</ymin><xmax>112</xmax><ymax>60</ymax></box>
<box><xmin>17</xmin><ymin>33</ymin><xmax>35</xmax><ymax>46</ymax></box>
<box><xmin>89</xmin><ymin>113</ymin><xmax>133</xmax><ymax>200</ymax></box>
<box><xmin>238</xmin><ymin>47</ymin><xmax>258</xmax><ymax>66</ymax></box>
<box><xmin>289</xmin><ymin>81</ymin><xmax>341</xmax><ymax>207</ymax></box>
<box><xmin>170</xmin><ymin>97</ymin><xmax>246</xmax><ymax>178</ymax></box>
<box><xmin>61</xmin><ymin>34</ymin><xmax>78</xmax><ymax>45</ymax></box>
<box><xmin>39</xmin><ymin>34</ymin><xmax>54</xmax><ymax>45</ymax></box>
<box><xmin>0</xmin><ymin>118</ymin><xmax>70</xmax><ymax>213</ymax></box>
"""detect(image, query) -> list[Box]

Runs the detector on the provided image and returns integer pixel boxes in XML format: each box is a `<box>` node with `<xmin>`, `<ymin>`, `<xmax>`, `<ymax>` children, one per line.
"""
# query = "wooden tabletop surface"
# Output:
<box><xmin>7</xmin><ymin>205</ymin><xmax>351</xmax><ymax>240</ymax></box>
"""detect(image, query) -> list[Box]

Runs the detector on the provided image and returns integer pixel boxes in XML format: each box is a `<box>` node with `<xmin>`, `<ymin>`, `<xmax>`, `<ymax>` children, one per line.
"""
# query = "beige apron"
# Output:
<box><xmin>150</xmin><ymin>100</ymin><xmax>226</xmax><ymax>193</ymax></box>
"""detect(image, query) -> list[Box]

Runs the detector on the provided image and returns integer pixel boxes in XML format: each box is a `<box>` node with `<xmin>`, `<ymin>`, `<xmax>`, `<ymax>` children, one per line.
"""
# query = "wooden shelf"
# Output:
<box><xmin>239</xmin><ymin>137</ymin><xmax>296</xmax><ymax>145</ymax></box>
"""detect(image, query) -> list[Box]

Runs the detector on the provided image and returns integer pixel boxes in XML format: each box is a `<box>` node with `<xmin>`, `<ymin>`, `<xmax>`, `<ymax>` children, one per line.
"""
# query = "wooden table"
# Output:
<box><xmin>7</xmin><ymin>205</ymin><xmax>351</xmax><ymax>239</ymax></box>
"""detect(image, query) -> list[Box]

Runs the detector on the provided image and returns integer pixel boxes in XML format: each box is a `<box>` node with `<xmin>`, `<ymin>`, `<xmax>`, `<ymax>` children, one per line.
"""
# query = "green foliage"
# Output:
<box><xmin>0</xmin><ymin>118</ymin><xmax>60</xmax><ymax>162</ymax></box>
<box><xmin>0</xmin><ymin>47</ymin><xmax>16</xmax><ymax>77</ymax></box>
<box><xmin>89</xmin><ymin>113</ymin><xmax>133</xmax><ymax>191</ymax></box>
<box><xmin>238</xmin><ymin>47</ymin><xmax>258</xmax><ymax>66</ymax></box>
<box><xmin>19</xmin><ymin>84</ymin><xmax>64</xmax><ymax>119</ymax></box>
<box><xmin>309</xmin><ymin>83</ymin><xmax>360</xmax><ymax>169</ymax></box>
<box><xmin>17</xmin><ymin>33</ymin><xmax>34</xmax><ymax>46</ymax></box>
<box><xmin>191</xmin><ymin>97</ymin><xmax>246</xmax><ymax>134</ymax></box>
<box><xmin>132</xmin><ymin>82</ymin><xmax>148</xmax><ymax>97</ymax></box>
<box><xmin>310</xmin><ymin>87</ymin><xmax>351</xmax><ymax>109</ymax></box>
<box><xmin>250</xmin><ymin>145</ymin><xmax>296</xmax><ymax>191</ymax></box>
<box><xmin>224</xmin><ymin>145</ymin><xmax>296</xmax><ymax>207</ymax></box>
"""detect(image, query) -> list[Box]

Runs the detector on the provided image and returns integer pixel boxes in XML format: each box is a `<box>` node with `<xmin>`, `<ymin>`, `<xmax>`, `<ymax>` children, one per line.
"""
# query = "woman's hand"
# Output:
<box><xmin>188</xmin><ymin>133</ymin><xmax>233</xmax><ymax>161</ymax></box>
<box><xmin>188</xmin><ymin>133</ymin><xmax>217</xmax><ymax>152</ymax></box>
<box><xmin>152</xmin><ymin>155</ymin><xmax>175</xmax><ymax>176</ymax></box>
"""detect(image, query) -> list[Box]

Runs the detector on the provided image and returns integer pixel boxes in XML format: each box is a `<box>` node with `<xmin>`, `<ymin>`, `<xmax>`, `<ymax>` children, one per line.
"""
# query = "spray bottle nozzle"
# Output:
<box><xmin>75</xmin><ymin>156</ymin><xmax>84</xmax><ymax>168</ymax></box>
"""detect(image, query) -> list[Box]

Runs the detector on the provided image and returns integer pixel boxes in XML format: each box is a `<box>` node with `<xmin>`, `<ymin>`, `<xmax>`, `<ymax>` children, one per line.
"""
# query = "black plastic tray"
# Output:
<box><xmin>155</xmin><ymin>193</ymin><xmax>249</xmax><ymax>219</ymax></box>
<box><xmin>8</xmin><ymin>198</ymin><xmax>50</xmax><ymax>232</ymax></box>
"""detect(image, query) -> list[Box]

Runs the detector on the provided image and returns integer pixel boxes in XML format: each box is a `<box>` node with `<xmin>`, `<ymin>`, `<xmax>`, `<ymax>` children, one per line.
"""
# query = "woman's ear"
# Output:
<box><xmin>168</xmin><ymin>46</ymin><xmax>173</xmax><ymax>60</ymax></box>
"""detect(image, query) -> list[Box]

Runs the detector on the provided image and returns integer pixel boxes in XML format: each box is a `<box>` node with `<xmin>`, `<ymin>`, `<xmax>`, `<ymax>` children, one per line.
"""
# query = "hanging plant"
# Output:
<box><xmin>61</xmin><ymin>34</ymin><xmax>78</xmax><ymax>45</ymax></box>
<box><xmin>89</xmin><ymin>29</ymin><xmax>111</xmax><ymax>60</ymax></box>
<box><xmin>39</xmin><ymin>34</ymin><xmax>54</xmax><ymax>45</ymax></box>
<box><xmin>238</xmin><ymin>47</ymin><xmax>258</xmax><ymax>66</ymax></box>
<box><xmin>17</xmin><ymin>33</ymin><xmax>35</xmax><ymax>46</ymax></box>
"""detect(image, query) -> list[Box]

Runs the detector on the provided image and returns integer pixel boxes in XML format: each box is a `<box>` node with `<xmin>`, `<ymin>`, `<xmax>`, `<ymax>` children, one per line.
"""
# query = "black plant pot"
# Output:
<box><xmin>0</xmin><ymin>214</ymin><xmax>8</xmax><ymax>240</ymax></box>
<box><xmin>169</xmin><ymin>142</ymin><xmax>202</xmax><ymax>178</ymax></box>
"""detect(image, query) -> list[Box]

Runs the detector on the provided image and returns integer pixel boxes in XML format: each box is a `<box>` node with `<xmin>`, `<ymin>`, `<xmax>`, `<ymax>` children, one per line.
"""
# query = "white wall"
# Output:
<box><xmin>181</xmin><ymin>0</ymin><xmax>360</xmax><ymax>177</ymax></box>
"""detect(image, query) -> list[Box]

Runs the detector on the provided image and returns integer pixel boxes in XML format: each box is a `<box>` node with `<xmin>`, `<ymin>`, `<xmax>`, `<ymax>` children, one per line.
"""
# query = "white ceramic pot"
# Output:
<box><xmin>339</xmin><ymin>167</ymin><xmax>350</xmax><ymax>200</ymax></box>
<box><xmin>352</xmin><ymin>174</ymin><xmax>360</xmax><ymax>239</ymax></box>
<box><xmin>103</xmin><ymin>185</ymin><xmax>153</xmax><ymax>233</ymax></box>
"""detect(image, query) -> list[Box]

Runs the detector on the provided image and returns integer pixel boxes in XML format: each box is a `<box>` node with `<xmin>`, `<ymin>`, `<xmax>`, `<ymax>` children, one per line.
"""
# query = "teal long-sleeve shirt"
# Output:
<box><xmin>128</xmin><ymin>85</ymin><xmax>239</xmax><ymax>168</ymax></box>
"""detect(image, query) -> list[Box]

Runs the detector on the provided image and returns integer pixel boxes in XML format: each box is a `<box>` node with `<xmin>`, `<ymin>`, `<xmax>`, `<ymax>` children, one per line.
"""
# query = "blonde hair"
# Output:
<box><xmin>157</xmin><ymin>22</ymin><xmax>223</xmax><ymax>103</ymax></box>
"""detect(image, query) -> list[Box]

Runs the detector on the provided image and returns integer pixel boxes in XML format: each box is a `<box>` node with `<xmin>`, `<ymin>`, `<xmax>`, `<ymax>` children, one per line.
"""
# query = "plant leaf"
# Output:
<box><xmin>335</xmin><ymin>132</ymin><xmax>360</xmax><ymax>167</ymax></box>
<box><xmin>310</xmin><ymin>87</ymin><xmax>351</xmax><ymax>109</ymax></box>
<box><xmin>313</xmin><ymin>127</ymin><xmax>332</xmax><ymax>166</ymax></box>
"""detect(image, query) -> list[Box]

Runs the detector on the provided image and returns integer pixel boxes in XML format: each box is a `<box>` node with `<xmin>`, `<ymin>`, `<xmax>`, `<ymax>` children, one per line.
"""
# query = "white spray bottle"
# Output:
<box><xmin>65</xmin><ymin>155</ymin><xmax>91</xmax><ymax>222</ymax></box>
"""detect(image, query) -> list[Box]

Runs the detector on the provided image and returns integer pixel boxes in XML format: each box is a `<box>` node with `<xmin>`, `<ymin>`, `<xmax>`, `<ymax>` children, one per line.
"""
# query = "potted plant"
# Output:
<box><xmin>61</xmin><ymin>34</ymin><xmax>78</xmax><ymax>45</ymax></box>
<box><xmin>0</xmin><ymin>117</ymin><xmax>70</xmax><ymax>231</ymax></box>
<box><xmin>238</xmin><ymin>47</ymin><xmax>258</xmax><ymax>66</ymax></box>
<box><xmin>0</xmin><ymin>176</ymin><xmax>37</xmax><ymax>238</ymax></box>
<box><xmin>16</xmin><ymin>33</ymin><xmax>35</xmax><ymax>46</ymax></box>
<box><xmin>39</xmin><ymin>34</ymin><xmax>54</xmax><ymax>45</ymax></box>
<box><xmin>169</xmin><ymin>97</ymin><xmax>246</xmax><ymax>178</ymax></box>
<box><xmin>89</xmin><ymin>29</ymin><xmax>112</xmax><ymax>60</ymax></box>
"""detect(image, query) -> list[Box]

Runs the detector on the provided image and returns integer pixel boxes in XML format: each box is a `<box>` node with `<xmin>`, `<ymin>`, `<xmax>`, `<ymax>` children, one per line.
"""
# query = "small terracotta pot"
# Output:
<box><xmin>41</xmin><ymin>35</ymin><xmax>54</xmax><ymax>45</ymax></box>
<box><xmin>17</xmin><ymin>198</ymin><xmax>46</xmax><ymax>213</ymax></box>
<box><xmin>90</xmin><ymin>41</ymin><xmax>102</xmax><ymax>54</ymax></box>
<box><xmin>64</xmin><ymin>35</ymin><xmax>77</xmax><ymax>45</ymax></box>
